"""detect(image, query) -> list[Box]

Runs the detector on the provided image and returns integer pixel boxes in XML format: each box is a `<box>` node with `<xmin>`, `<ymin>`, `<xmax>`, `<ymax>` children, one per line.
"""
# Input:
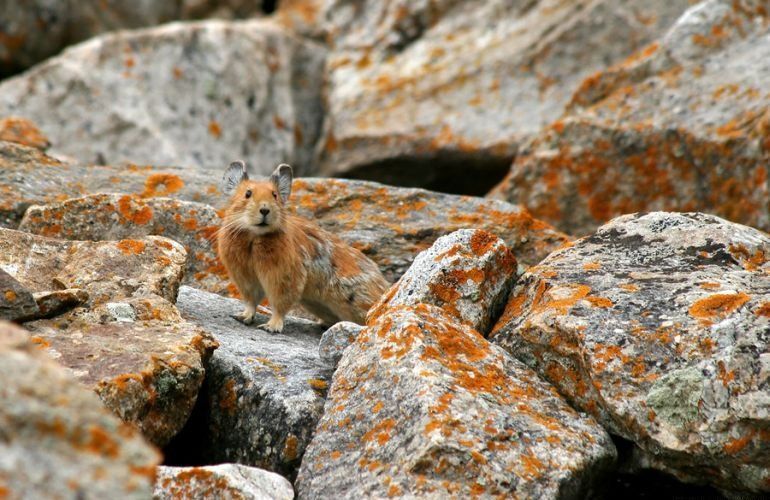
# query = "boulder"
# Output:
<box><xmin>0</xmin><ymin>19</ymin><xmax>326</xmax><ymax>174</ymax></box>
<box><xmin>318</xmin><ymin>321</ymin><xmax>362</xmax><ymax>369</ymax></box>
<box><xmin>154</xmin><ymin>464</ymin><xmax>294</xmax><ymax>500</ymax></box>
<box><xmin>0</xmin><ymin>117</ymin><xmax>49</xmax><ymax>149</ymax></box>
<box><xmin>491</xmin><ymin>212</ymin><xmax>770</xmax><ymax>492</ymax></box>
<box><xmin>0</xmin><ymin>228</ymin><xmax>218</xmax><ymax>446</ymax></box>
<box><xmin>176</xmin><ymin>286</ymin><xmax>331</xmax><ymax>477</ymax></box>
<box><xmin>492</xmin><ymin>0</ymin><xmax>770</xmax><ymax>235</ymax></box>
<box><xmin>368</xmin><ymin>229</ymin><xmax>516</xmax><ymax>335</ymax></box>
<box><xmin>314</xmin><ymin>0</ymin><xmax>692</xmax><ymax>193</ymax></box>
<box><xmin>296</xmin><ymin>304</ymin><xmax>616</xmax><ymax>498</ymax></box>
<box><xmin>0</xmin><ymin>268</ymin><xmax>38</xmax><ymax>321</ymax></box>
<box><xmin>0</xmin><ymin>321</ymin><xmax>160</xmax><ymax>499</ymax></box>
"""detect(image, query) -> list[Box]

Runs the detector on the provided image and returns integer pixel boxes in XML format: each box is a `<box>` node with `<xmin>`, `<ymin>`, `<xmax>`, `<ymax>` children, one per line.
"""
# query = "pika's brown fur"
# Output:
<box><xmin>217</xmin><ymin>162</ymin><xmax>389</xmax><ymax>332</ymax></box>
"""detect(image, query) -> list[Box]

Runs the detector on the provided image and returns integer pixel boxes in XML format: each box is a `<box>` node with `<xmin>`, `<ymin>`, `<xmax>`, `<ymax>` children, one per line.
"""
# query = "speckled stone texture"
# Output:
<box><xmin>154</xmin><ymin>464</ymin><xmax>294</xmax><ymax>500</ymax></box>
<box><xmin>0</xmin><ymin>268</ymin><xmax>38</xmax><ymax>321</ymax></box>
<box><xmin>318</xmin><ymin>321</ymin><xmax>363</xmax><ymax>369</ymax></box>
<box><xmin>369</xmin><ymin>229</ymin><xmax>517</xmax><ymax>335</ymax></box>
<box><xmin>176</xmin><ymin>286</ymin><xmax>332</xmax><ymax>477</ymax></box>
<box><xmin>312</xmin><ymin>0</ymin><xmax>691</xmax><ymax>192</ymax></box>
<box><xmin>20</xmin><ymin>193</ymin><xmax>229</xmax><ymax>295</ymax></box>
<box><xmin>0</xmin><ymin>228</ymin><xmax>218</xmax><ymax>446</ymax></box>
<box><xmin>0</xmin><ymin>19</ymin><xmax>326</xmax><ymax>174</ymax></box>
<box><xmin>296</xmin><ymin>304</ymin><xmax>616</xmax><ymax>499</ymax></box>
<box><xmin>492</xmin><ymin>0</ymin><xmax>770</xmax><ymax>235</ymax></box>
<box><xmin>492</xmin><ymin>212</ymin><xmax>770</xmax><ymax>492</ymax></box>
<box><xmin>0</xmin><ymin>321</ymin><xmax>160</xmax><ymax>499</ymax></box>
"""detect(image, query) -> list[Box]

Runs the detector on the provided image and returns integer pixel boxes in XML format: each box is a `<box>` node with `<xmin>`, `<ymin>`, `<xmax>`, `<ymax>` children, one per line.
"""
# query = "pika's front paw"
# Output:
<box><xmin>257</xmin><ymin>316</ymin><xmax>284</xmax><ymax>333</ymax></box>
<box><xmin>232</xmin><ymin>307</ymin><xmax>255</xmax><ymax>325</ymax></box>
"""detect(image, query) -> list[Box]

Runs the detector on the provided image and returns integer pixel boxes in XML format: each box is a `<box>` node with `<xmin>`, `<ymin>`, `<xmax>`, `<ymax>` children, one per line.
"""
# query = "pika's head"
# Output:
<box><xmin>221</xmin><ymin>161</ymin><xmax>293</xmax><ymax>235</ymax></box>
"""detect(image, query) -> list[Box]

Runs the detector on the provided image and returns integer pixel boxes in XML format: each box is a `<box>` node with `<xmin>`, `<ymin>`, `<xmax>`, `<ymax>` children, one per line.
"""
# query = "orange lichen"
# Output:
<box><xmin>308</xmin><ymin>379</ymin><xmax>328</xmax><ymax>390</ymax></box>
<box><xmin>118</xmin><ymin>195</ymin><xmax>153</xmax><ymax>225</ymax></box>
<box><xmin>469</xmin><ymin>231</ymin><xmax>497</xmax><ymax>256</ymax></box>
<box><xmin>688</xmin><ymin>292</ymin><xmax>751</xmax><ymax>323</ymax></box>
<box><xmin>699</xmin><ymin>282</ymin><xmax>722</xmax><ymax>290</ymax></box>
<box><xmin>208</xmin><ymin>120</ymin><xmax>222</xmax><ymax>138</ymax></box>
<box><xmin>283</xmin><ymin>435</ymin><xmax>299</xmax><ymax>461</ymax></box>
<box><xmin>85</xmin><ymin>426</ymin><xmax>120</xmax><ymax>458</ymax></box>
<box><xmin>583</xmin><ymin>262</ymin><xmax>601</xmax><ymax>271</ymax></box>
<box><xmin>619</xmin><ymin>283</ymin><xmax>639</xmax><ymax>292</ymax></box>
<box><xmin>141</xmin><ymin>174</ymin><xmax>184</xmax><ymax>198</ymax></box>
<box><xmin>219</xmin><ymin>379</ymin><xmax>237</xmax><ymax>415</ymax></box>
<box><xmin>755</xmin><ymin>302</ymin><xmax>770</xmax><ymax>317</ymax></box>
<box><xmin>724</xmin><ymin>430</ymin><xmax>755</xmax><ymax>455</ymax></box>
<box><xmin>116</xmin><ymin>239</ymin><xmax>146</xmax><ymax>255</ymax></box>
<box><xmin>3</xmin><ymin>290</ymin><xmax>16</xmax><ymax>302</ymax></box>
<box><xmin>362</xmin><ymin>418</ymin><xmax>397</xmax><ymax>446</ymax></box>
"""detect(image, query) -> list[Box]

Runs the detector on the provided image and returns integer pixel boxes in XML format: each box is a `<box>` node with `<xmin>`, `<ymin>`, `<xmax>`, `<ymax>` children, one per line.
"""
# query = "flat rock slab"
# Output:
<box><xmin>493</xmin><ymin>0</ymin><xmax>770</xmax><ymax>235</ymax></box>
<box><xmin>0</xmin><ymin>19</ymin><xmax>326</xmax><ymax>174</ymax></box>
<box><xmin>314</xmin><ymin>0</ymin><xmax>691</xmax><ymax>192</ymax></box>
<box><xmin>368</xmin><ymin>229</ymin><xmax>517</xmax><ymax>335</ymax></box>
<box><xmin>297</xmin><ymin>304</ymin><xmax>616</xmax><ymax>498</ymax></box>
<box><xmin>0</xmin><ymin>228</ymin><xmax>218</xmax><ymax>447</ymax></box>
<box><xmin>0</xmin><ymin>321</ymin><xmax>160</xmax><ymax>499</ymax></box>
<box><xmin>154</xmin><ymin>464</ymin><xmax>294</xmax><ymax>500</ymax></box>
<box><xmin>492</xmin><ymin>212</ymin><xmax>770</xmax><ymax>492</ymax></box>
<box><xmin>176</xmin><ymin>286</ymin><xmax>331</xmax><ymax>477</ymax></box>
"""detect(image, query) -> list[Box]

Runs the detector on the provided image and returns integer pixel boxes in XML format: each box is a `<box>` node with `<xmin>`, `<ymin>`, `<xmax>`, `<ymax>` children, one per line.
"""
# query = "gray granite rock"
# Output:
<box><xmin>492</xmin><ymin>212</ymin><xmax>770</xmax><ymax>493</ymax></box>
<box><xmin>154</xmin><ymin>463</ymin><xmax>294</xmax><ymax>500</ymax></box>
<box><xmin>318</xmin><ymin>321</ymin><xmax>362</xmax><ymax>369</ymax></box>
<box><xmin>0</xmin><ymin>321</ymin><xmax>160</xmax><ymax>499</ymax></box>
<box><xmin>176</xmin><ymin>285</ymin><xmax>331</xmax><ymax>477</ymax></box>
<box><xmin>369</xmin><ymin>229</ymin><xmax>517</xmax><ymax>335</ymax></box>
<box><xmin>296</xmin><ymin>304</ymin><xmax>616</xmax><ymax>498</ymax></box>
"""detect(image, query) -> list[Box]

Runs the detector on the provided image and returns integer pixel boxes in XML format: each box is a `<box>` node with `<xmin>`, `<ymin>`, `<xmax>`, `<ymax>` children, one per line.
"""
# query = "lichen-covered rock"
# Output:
<box><xmin>491</xmin><ymin>212</ymin><xmax>770</xmax><ymax>492</ymax></box>
<box><xmin>369</xmin><ymin>229</ymin><xmax>516</xmax><ymax>335</ymax></box>
<box><xmin>0</xmin><ymin>228</ymin><xmax>218</xmax><ymax>446</ymax></box>
<box><xmin>176</xmin><ymin>286</ymin><xmax>331</xmax><ymax>477</ymax></box>
<box><xmin>32</xmin><ymin>288</ymin><xmax>89</xmax><ymax>319</ymax></box>
<box><xmin>492</xmin><ymin>0</ymin><xmax>770</xmax><ymax>235</ymax></box>
<box><xmin>315</xmin><ymin>0</ymin><xmax>692</xmax><ymax>193</ymax></box>
<box><xmin>0</xmin><ymin>117</ymin><xmax>49</xmax><ymax>149</ymax></box>
<box><xmin>154</xmin><ymin>464</ymin><xmax>294</xmax><ymax>500</ymax></box>
<box><xmin>0</xmin><ymin>321</ymin><xmax>160</xmax><ymax>499</ymax></box>
<box><xmin>0</xmin><ymin>268</ymin><xmax>38</xmax><ymax>321</ymax></box>
<box><xmin>318</xmin><ymin>321</ymin><xmax>362</xmax><ymax>369</ymax></box>
<box><xmin>296</xmin><ymin>304</ymin><xmax>616</xmax><ymax>498</ymax></box>
<box><xmin>0</xmin><ymin>19</ymin><xmax>326</xmax><ymax>173</ymax></box>
<box><xmin>20</xmin><ymin>193</ymin><xmax>229</xmax><ymax>295</ymax></box>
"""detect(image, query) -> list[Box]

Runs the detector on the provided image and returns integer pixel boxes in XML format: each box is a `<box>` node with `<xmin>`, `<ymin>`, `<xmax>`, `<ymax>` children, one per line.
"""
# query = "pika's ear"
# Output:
<box><xmin>222</xmin><ymin>160</ymin><xmax>248</xmax><ymax>195</ymax></box>
<box><xmin>270</xmin><ymin>163</ymin><xmax>293</xmax><ymax>202</ymax></box>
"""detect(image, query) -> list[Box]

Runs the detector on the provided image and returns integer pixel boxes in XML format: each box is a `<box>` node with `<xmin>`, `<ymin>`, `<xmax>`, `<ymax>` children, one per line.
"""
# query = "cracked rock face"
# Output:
<box><xmin>369</xmin><ymin>229</ymin><xmax>517</xmax><ymax>335</ymax></box>
<box><xmin>0</xmin><ymin>19</ymin><xmax>326</xmax><ymax>174</ymax></box>
<box><xmin>297</xmin><ymin>304</ymin><xmax>616</xmax><ymax>499</ymax></box>
<box><xmin>176</xmin><ymin>286</ymin><xmax>331</xmax><ymax>477</ymax></box>
<box><xmin>0</xmin><ymin>228</ymin><xmax>218</xmax><ymax>446</ymax></box>
<box><xmin>0</xmin><ymin>321</ymin><xmax>160</xmax><ymax>499</ymax></box>
<box><xmin>492</xmin><ymin>212</ymin><xmax>770</xmax><ymax>492</ymax></box>
<box><xmin>154</xmin><ymin>464</ymin><xmax>294</xmax><ymax>500</ymax></box>
<box><xmin>493</xmin><ymin>0</ymin><xmax>770</xmax><ymax>235</ymax></box>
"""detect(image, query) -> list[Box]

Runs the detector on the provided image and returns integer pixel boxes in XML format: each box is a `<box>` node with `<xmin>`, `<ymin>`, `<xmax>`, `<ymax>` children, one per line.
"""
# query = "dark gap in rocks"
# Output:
<box><xmin>161</xmin><ymin>381</ymin><xmax>214</xmax><ymax>467</ymax></box>
<box><xmin>340</xmin><ymin>153</ymin><xmax>513</xmax><ymax>197</ymax></box>
<box><xmin>596</xmin><ymin>435</ymin><xmax>727</xmax><ymax>499</ymax></box>
<box><xmin>262</xmin><ymin>0</ymin><xmax>279</xmax><ymax>14</ymax></box>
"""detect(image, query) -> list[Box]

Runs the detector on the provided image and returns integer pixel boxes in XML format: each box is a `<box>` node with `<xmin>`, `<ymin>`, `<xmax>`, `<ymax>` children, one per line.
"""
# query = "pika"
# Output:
<box><xmin>217</xmin><ymin>161</ymin><xmax>390</xmax><ymax>333</ymax></box>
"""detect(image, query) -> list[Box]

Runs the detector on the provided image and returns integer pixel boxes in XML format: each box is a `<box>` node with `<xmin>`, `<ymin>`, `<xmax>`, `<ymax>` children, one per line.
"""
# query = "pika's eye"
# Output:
<box><xmin>245</xmin><ymin>190</ymin><xmax>252</xmax><ymax>199</ymax></box>
<box><xmin>272</xmin><ymin>191</ymin><xmax>278</xmax><ymax>200</ymax></box>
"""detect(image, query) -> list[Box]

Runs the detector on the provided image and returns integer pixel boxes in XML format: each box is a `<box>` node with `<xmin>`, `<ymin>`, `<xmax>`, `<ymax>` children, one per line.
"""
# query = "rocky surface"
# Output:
<box><xmin>0</xmin><ymin>320</ymin><xmax>160</xmax><ymax>499</ymax></box>
<box><xmin>492</xmin><ymin>0</ymin><xmax>770</xmax><ymax>235</ymax></box>
<box><xmin>0</xmin><ymin>19</ymin><xmax>326</xmax><ymax>173</ymax></box>
<box><xmin>0</xmin><ymin>0</ymin><xmax>271</xmax><ymax>77</ymax></box>
<box><xmin>0</xmin><ymin>228</ymin><xmax>218</xmax><ymax>446</ymax></box>
<box><xmin>155</xmin><ymin>464</ymin><xmax>294</xmax><ymax>500</ymax></box>
<box><xmin>0</xmin><ymin>117</ymin><xmax>49</xmax><ymax>149</ymax></box>
<box><xmin>369</xmin><ymin>229</ymin><xmax>516</xmax><ymax>335</ymax></box>
<box><xmin>492</xmin><ymin>212</ymin><xmax>770</xmax><ymax>492</ymax></box>
<box><xmin>314</xmin><ymin>0</ymin><xmax>692</xmax><ymax>193</ymax></box>
<box><xmin>318</xmin><ymin>321</ymin><xmax>363</xmax><ymax>369</ymax></box>
<box><xmin>297</xmin><ymin>304</ymin><xmax>616</xmax><ymax>498</ymax></box>
<box><xmin>176</xmin><ymin>286</ymin><xmax>331</xmax><ymax>477</ymax></box>
<box><xmin>0</xmin><ymin>268</ymin><xmax>38</xmax><ymax>321</ymax></box>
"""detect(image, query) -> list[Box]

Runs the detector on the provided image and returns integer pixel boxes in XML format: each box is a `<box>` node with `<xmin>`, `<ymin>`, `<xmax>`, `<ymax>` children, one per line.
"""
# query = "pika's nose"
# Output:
<box><xmin>260</xmin><ymin>208</ymin><xmax>270</xmax><ymax>216</ymax></box>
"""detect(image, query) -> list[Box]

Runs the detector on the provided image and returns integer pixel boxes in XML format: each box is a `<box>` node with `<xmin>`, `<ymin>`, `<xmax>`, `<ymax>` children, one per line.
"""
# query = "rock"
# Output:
<box><xmin>0</xmin><ymin>320</ymin><xmax>160</xmax><ymax>499</ymax></box>
<box><xmin>0</xmin><ymin>117</ymin><xmax>49</xmax><ymax>149</ymax></box>
<box><xmin>491</xmin><ymin>212</ymin><xmax>770</xmax><ymax>492</ymax></box>
<box><xmin>314</xmin><ymin>0</ymin><xmax>692</xmax><ymax>193</ymax></box>
<box><xmin>318</xmin><ymin>321</ymin><xmax>362</xmax><ymax>369</ymax></box>
<box><xmin>154</xmin><ymin>464</ymin><xmax>294</xmax><ymax>500</ymax></box>
<box><xmin>176</xmin><ymin>286</ymin><xmax>331</xmax><ymax>477</ymax></box>
<box><xmin>0</xmin><ymin>0</ymin><xmax>269</xmax><ymax>77</ymax></box>
<box><xmin>20</xmin><ymin>193</ymin><xmax>230</xmax><ymax>296</ymax></box>
<box><xmin>369</xmin><ymin>229</ymin><xmax>516</xmax><ymax>335</ymax></box>
<box><xmin>0</xmin><ymin>268</ymin><xmax>39</xmax><ymax>321</ymax></box>
<box><xmin>0</xmin><ymin>19</ymin><xmax>326</xmax><ymax>174</ymax></box>
<box><xmin>32</xmin><ymin>288</ymin><xmax>90</xmax><ymax>319</ymax></box>
<box><xmin>296</xmin><ymin>304</ymin><xmax>616</xmax><ymax>498</ymax></box>
<box><xmin>492</xmin><ymin>0</ymin><xmax>770</xmax><ymax>235</ymax></box>
<box><xmin>0</xmin><ymin>228</ymin><xmax>218</xmax><ymax>446</ymax></box>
